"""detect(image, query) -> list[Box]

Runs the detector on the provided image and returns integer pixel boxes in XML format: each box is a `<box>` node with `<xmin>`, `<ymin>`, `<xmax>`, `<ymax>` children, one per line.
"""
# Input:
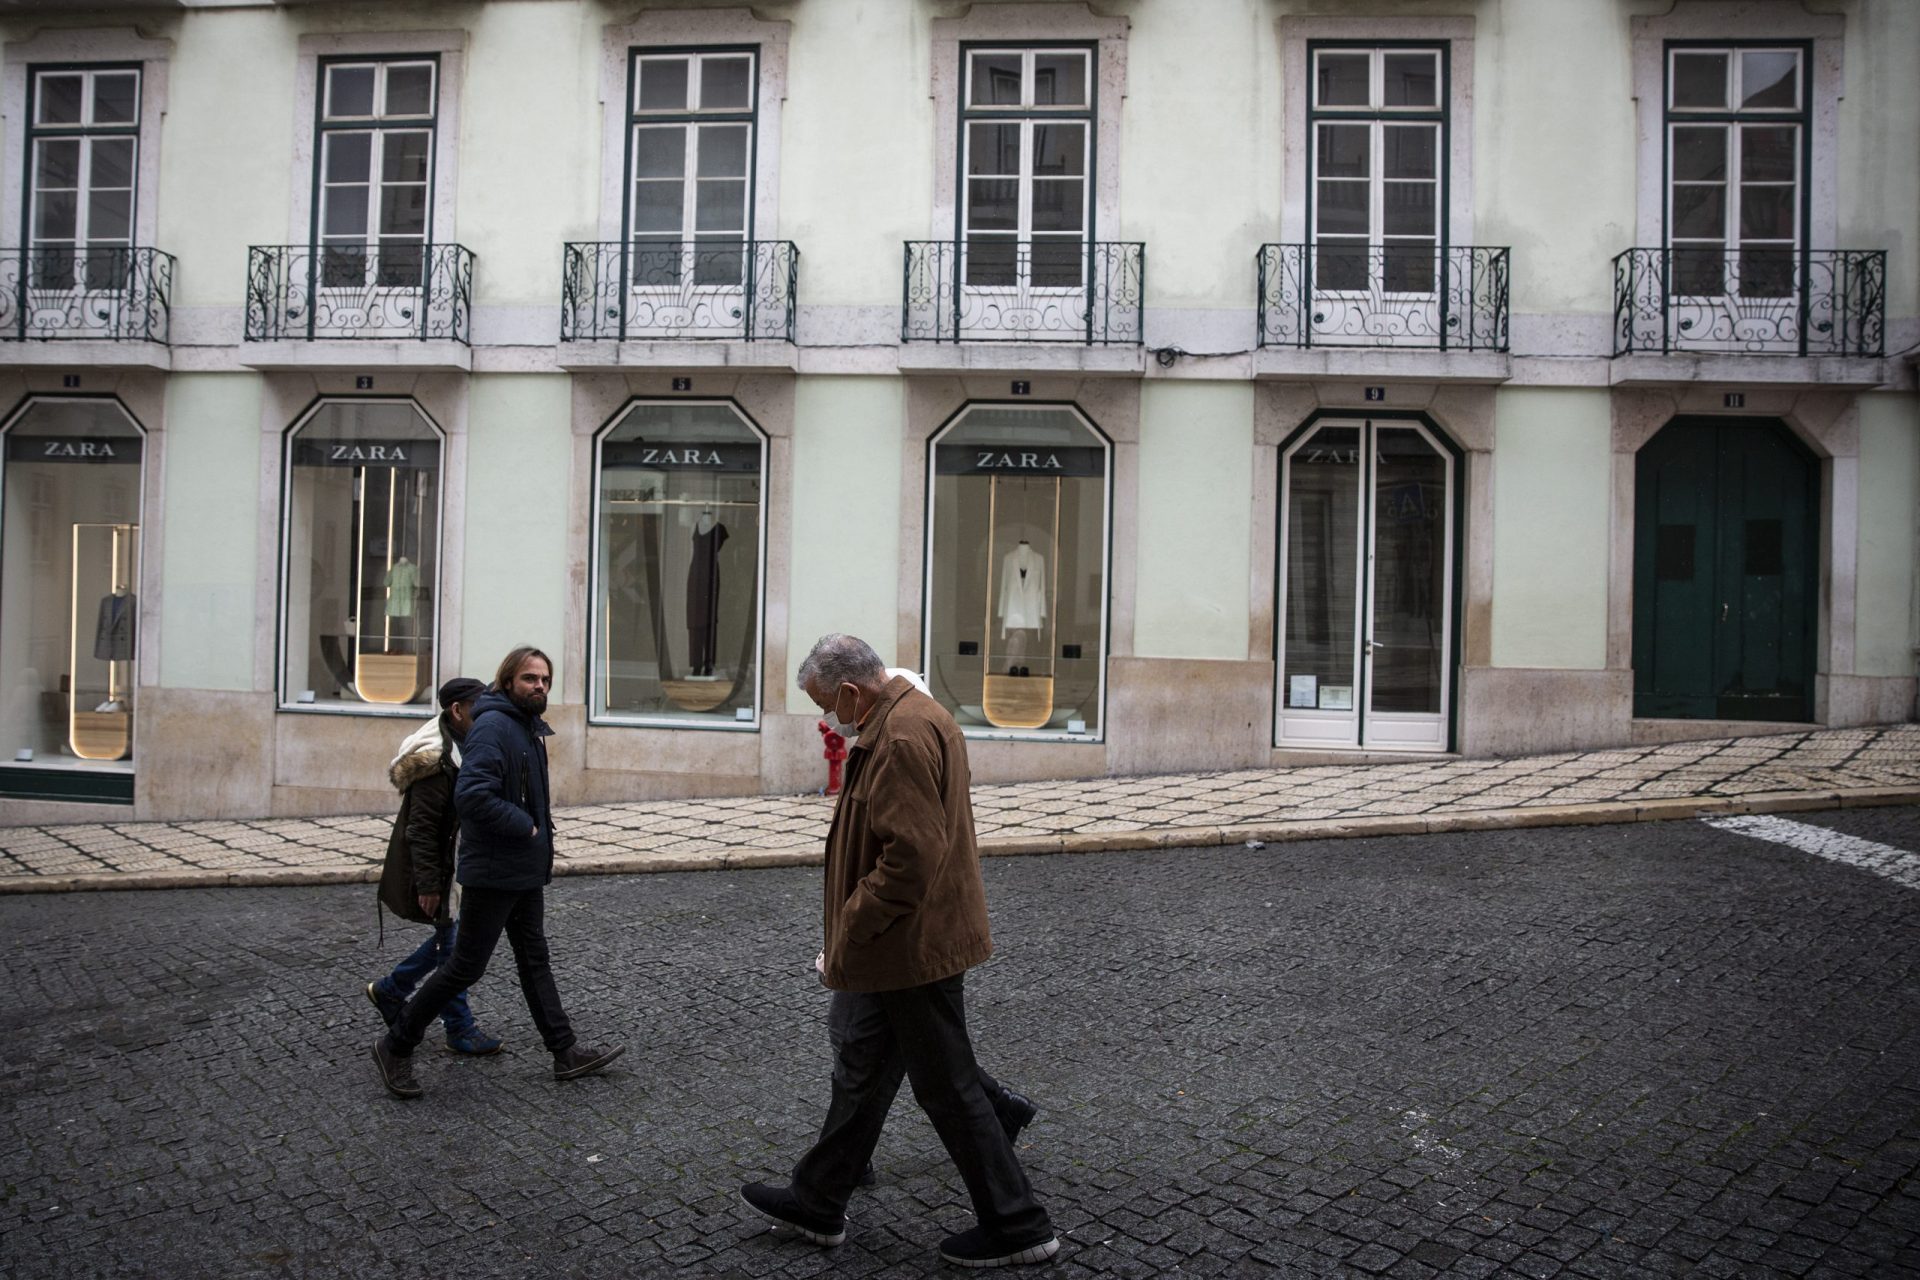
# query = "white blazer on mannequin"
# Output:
<box><xmin>997</xmin><ymin>543</ymin><xmax>1047</xmax><ymax>635</ymax></box>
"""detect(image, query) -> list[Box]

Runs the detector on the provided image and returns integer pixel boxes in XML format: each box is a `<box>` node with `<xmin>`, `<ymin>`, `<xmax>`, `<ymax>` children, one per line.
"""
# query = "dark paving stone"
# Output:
<box><xmin>2</xmin><ymin>813</ymin><xmax>1918</xmax><ymax>1277</ymax></box>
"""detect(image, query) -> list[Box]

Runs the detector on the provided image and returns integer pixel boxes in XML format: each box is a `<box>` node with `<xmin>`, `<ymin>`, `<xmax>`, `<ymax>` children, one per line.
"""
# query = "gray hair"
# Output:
<box><xmin>797</xmin><ymin>633</ymin><xmax>886</xmax><ymax>691</ymax></box>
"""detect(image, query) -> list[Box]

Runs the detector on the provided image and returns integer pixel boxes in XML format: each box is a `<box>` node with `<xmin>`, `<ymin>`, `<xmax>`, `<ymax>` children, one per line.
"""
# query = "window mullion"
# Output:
<box><xmin>1018</xmin><ymin>120</ymin><xmax>1034</xmax><ymax>242</ymax></box>
<box><xmin>683</xmin><ymin>125</ymin><xmax>700</xmax><ymax>243</ymax></box>
<box><xmin>1370</xmin><ymin>123</ymin><xmax>1383</xmax><ymax>244</ymax></box>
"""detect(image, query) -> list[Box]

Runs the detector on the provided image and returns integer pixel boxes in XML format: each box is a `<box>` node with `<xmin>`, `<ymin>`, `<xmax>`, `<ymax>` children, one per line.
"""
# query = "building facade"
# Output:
<box><xmin>0</xmin><ymin>0</ymin><xmax>1913</xmax><ymax>823</ymax></box>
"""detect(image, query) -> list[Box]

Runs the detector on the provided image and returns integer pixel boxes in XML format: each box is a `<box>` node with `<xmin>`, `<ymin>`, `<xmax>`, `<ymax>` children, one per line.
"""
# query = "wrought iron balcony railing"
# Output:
<box><xmin>560</xmin><ymin>240</ymin><xmax>797</xmax><ymax>342</ymax></box>
<box><xmin>1612</xmin><ymin>247</ymin><xmax>1885</xmax><ymax>358</ymax></box>
<box><xmin>245</xmin><ymin>243</ymin><xmax>474</xmax><ymax>343</ymax></box>
<box><xmin>0</xmin><ymin>246</ymin><xmax>175</xmax><ymax>343</ymax></box>
<box><xmin>1257</xmin><ymin>243</ymin><xmax>1509</xmax><ymax>351</ymax></box>
<box><xmin>902</xmin><ymin>240</ymin><xmax>1144</xmax><ymax>344</ymax></box>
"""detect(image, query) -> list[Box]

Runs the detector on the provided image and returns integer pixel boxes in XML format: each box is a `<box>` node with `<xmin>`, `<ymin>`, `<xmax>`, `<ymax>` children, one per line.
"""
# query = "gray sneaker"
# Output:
<box><xmin>371</xmin><ymin>1039</ymin><xmax>422</xmax><ymax>1100</ymax></box>
<box><xmin>553</xmin><ymin>1042</ymin><xmax>624</xmax><ymax>1081</ymax></box>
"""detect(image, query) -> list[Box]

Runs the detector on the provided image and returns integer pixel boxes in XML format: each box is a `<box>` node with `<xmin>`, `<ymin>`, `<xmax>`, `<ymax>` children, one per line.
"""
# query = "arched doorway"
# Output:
<box><xmin>1632</xmin><ymin>417</ymin><xmax>1819</xmax><ymax>721</ymax></box>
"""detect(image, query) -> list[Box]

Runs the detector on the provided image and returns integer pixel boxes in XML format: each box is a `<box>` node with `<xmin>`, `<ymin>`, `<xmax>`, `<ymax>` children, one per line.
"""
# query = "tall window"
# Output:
<box><xmin>1308</xmin><ymin>45</ymin><xmax>1444</xmax><ymax>294</ymax></box>
<box><xmin>25</xmin><ymin>66</ymin><xmax>139</xmax><ymax>290</ymax></box>
<box><xmin>1665</xmin><ymin>45</ymin><xmax>1806</xmax><ymax>298</ymax></box>
<box><xmin>626</xmin><ymin>48</ymin><xmax>757</xmax><ymax>288</ymax></box>
<box><xmin>960</xmin><ymin>45</ymin><xmax>1093</xmax><ymax>287</ymax></box>
<box><xmin>591</xmin><ymin>402</ymin><xmax>766</xmax><ymax>728</ymax></box>
<box><xmin>313</xmin><ymin>57</ymin><xmax>437</xmax><ymax>288</ymax></box>
<box><xmin>924</xmin><ymin>405</ymin><xmax>1110</xmax><ymax>739</ymax></box>
<box><xmin>280</xmin><ymin>402</ymin><xmax>443</xmax><ymax>712</ymax></box>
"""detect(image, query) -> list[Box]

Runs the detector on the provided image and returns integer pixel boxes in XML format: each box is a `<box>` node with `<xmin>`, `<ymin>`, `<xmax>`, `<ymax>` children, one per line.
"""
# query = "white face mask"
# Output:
<box><xmin>821</xmin><ymin>685</ymin><xmax>858</xmax><ymax>740</ymax></box>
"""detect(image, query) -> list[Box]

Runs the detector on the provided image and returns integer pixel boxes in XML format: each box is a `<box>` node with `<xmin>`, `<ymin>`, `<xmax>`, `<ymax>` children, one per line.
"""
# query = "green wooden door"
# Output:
<box><xmin>1633</xmin><ymin>418</ymin><xmax>1819</xmax><ymax>721</ymax></box>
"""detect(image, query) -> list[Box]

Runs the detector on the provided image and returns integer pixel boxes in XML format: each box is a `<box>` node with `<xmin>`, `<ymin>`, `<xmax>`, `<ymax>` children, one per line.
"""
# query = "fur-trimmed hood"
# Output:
<box><xmin>389</xmin><ymin>745</ymin><xmax>445</xmax><ymax>793</ymax></box>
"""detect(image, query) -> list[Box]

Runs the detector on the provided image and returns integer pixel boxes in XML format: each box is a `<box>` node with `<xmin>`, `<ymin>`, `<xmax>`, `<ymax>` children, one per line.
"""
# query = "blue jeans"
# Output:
<box><xmin>376</xmin><ymin>920</ymin><xmax>476</xmax><ymax>1036</ymax></box>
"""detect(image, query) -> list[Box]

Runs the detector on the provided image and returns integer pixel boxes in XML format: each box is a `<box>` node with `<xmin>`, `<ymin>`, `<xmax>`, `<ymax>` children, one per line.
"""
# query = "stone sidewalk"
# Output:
<box><xmin>2</xmin><ymin>723</ymin><xmax>1916</xmax><ymax>893</ymax></box>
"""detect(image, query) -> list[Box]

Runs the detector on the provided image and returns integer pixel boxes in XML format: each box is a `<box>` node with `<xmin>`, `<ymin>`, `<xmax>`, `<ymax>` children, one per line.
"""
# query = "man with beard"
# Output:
<box><xmin>372</xmin><ymin>646</ymin><xmax>624</xmax><ymax>1099</ymax></box>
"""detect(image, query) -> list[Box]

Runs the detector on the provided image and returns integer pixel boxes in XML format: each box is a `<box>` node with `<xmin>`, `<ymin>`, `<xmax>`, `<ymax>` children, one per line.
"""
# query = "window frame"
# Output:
<box><xmin>920</xmin><ymin>400</ymin><xmax>1114</xmax><ymax>745</ymax></box>
<box><xmin>1660</xmin><ymin>40</ymin><xmax>1812</xmax><ymax>301</ymax></box>
<box><xmin>585</xmin><ymin>397</ymin><xmax>770</xmax><ymax>733</ymax></box>
<box><xmin>275</xmin><ymin>396</ymin><xmax>448</xmax><ymax>717</ymax></box>
<box><xmin>21</xmin><ymin>63</ymin><xmax>143</xmax><ymax>289</ymax></box>
<box><xmin>1305</xmin><ymin>41</ymin><xmax>1450</xmax><ymax>300</ymax></box>
<box><xmin>621</xmin><ymin>45</ymin><xmax>760</xmax><ymax>279</ymax></box>
<box><xmin>955</xmin><ymin>41</ymin><xmax>1098</xmax><ymax>291</ymax></box>
<box><xmin>308</xmin><ymin>54</ymin><xmax>441</xmax><ymax>287</ymax></box>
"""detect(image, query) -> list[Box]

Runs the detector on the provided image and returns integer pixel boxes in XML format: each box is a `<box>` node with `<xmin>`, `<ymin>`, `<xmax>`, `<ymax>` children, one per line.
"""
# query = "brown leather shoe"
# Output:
<box><xmin>553</xmin><ymin>1042</ymin><xmax>624</xmax><ymax>1080</ymax></box>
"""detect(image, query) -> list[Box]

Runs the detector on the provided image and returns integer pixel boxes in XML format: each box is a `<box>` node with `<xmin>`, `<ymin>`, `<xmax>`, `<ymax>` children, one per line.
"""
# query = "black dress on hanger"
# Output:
<box><xmin>686</xmin><ymin>521</ymin><xmax>729</xmax><ymax>676</ymax></box>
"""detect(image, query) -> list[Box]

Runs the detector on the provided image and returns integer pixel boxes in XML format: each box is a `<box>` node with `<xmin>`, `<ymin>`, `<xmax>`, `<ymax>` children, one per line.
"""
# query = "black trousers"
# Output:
<box><xmin>792</xmin><ymin>974</ymin><xmax>1050</xmax><ymax>1240</ymax></box>
<box><xmin>382</xmin><ymin>884</ymin><xmax>575</xmax><ymax>1057</ymax></box>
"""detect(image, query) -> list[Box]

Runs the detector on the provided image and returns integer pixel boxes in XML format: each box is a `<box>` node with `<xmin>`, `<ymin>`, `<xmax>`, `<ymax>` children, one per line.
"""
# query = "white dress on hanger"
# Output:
<box><xmin>997</xmin><ymin>543</ymin><xmax>1047</xmax><ymax>636</ymax></box>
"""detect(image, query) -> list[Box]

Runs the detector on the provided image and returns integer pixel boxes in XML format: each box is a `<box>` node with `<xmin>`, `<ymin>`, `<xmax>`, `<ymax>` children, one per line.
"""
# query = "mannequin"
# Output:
<box><xmin>996</xmin><ymin>538</ymin><xmax>1046</xmax><ymax>671</ymax></box>
<box><xmin>385</xmin><ymin>556</ymin><xmax>418</xmax><ymax>619</ymax></box>
<box><xmin>686</xmin><ymin>506</ymin><xmax>729</xmax><ymax>678</ymax></box>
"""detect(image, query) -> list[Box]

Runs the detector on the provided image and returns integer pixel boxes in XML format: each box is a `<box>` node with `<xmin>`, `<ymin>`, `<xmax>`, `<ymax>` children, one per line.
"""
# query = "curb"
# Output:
<box><xmin>2</xmin><ymin>785</ymin><xmax>1914</xmax><ymax>896</ymax></box>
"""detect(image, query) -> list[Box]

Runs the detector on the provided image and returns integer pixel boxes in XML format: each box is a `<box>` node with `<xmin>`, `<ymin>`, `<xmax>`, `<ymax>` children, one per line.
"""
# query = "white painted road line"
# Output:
<box><xmin>1703</xmin><ymin>815</ymin><xmax>1920</xmax><ymax>891</ymax></box>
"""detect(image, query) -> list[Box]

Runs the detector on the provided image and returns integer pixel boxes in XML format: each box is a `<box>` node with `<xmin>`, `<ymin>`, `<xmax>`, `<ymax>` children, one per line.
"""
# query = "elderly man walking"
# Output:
<box><xmin>742</xmin><ymin>634</ymin><xmax>1057</xmax><ymax>1268</ymax></box>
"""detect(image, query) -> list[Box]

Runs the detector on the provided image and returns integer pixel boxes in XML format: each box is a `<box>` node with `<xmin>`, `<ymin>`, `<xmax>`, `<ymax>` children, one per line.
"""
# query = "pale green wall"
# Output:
<box><xmin>1121</xmin><ymin>2</ymin><xmax>1276</xmax><ymax>307</ymax></box>
<box><xmin>459</xmin><ymin>4</ymin><xmax>599</xmax><ymax>307</ymax></box>
<box><xmin>1490</xmin><ymin>388</ymin><xmax>1611</xmax><ymax>670</ymax></box>
<box><xmin>1840</xmin><ymin>0</ymin><xmax>1920</xmax><ymax>315</ymax></box>
<box><xmin>156</xmin><ymin>11</ymin><xmax>299</xmax><ymax>308</ymax></box>
<box><xmin>1133</xmin><ymin>382</ymin><xmax>1253</xmax><ymax>660</ymax></box>
<box><xmin>1854</xmin><ymin>394</ymin><xmax>1919</xmax><ymax>678</ymax></box>
<box><xmin>158</xmin><ymin>375</ymin><xmax>261</xmax><ymax>690</ymax></box>
<box><xmin>1477</xmin><ymin>0</ymin><xmax>1637</xmax><ymax>318</ymax></box>
<box><xmin>460</xmin><ymin>375</ymin><xmax>571</xmax><ymax>688</ymax></box>
<box><xmin>786</xmin><ymin>378</ymin><xmax>902</xmax><ymax>682</ymax></box>
<box><xmin>781</xmin><ymin>0</ymin><xmax>931</xmax><ymax>307</ymax></box>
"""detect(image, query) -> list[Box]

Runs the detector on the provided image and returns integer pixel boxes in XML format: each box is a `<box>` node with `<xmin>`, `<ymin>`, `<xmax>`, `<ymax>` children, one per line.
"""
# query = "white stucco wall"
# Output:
<box><xmin>1489</xmin><ymin>387</ymin><xmax>1611</xmax><ymax>670</ymax></box>
<box><xmin>786</xmin><ymin>376</ymin><xmax>903</xmax><ymax>682</ymax></box>
<box><xmin>1133</xmin><ymin>381</ymin><xmax>1252</xmax><ymax>660</ymax></box>
<box><xmin>459</xmin><ymin>374</ymin><xmax>570</xmax><ymax>688</ymax></box>
<box><xmin>158</xmin><ymin>374</ymin><xmax>261</xmax><ymax>690</ymax></box>
<box><xmin>1854</xmin><ymin>393</ymin><xmax>1919</xmax><ymax>678</ymax></box>
<box><xmin>1838</xmin><ymin>0</ymin><xmax>1920</xmax><ymax>317</ymax></box>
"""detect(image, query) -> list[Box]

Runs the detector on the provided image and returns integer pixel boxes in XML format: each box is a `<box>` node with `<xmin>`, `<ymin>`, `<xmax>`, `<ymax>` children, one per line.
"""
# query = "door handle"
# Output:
<box><xmin>1720</xmin><ymin>602</ymin><xmax>1728</xmax><ymax>622</ymax></box>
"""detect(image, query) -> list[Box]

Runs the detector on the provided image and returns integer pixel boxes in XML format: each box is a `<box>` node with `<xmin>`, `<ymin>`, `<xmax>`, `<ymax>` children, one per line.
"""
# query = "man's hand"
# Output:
<box><xmin>417</xmin><ymin>893</ymin><xmax>442</xmax><ymax>918</ymax></box>
<box><xmin>814</xmin><ymin>950</ymin><xmax>826</xmax><ymax>975</ymax></box>
<box><xmin>530</xmin><ymin>823</ymin><xmax>539</xmax><ymax>837</ymax></box>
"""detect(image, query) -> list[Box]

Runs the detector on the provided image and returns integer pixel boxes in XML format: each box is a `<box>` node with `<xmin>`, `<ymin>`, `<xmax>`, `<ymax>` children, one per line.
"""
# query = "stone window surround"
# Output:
<box><xmin>0</xmin><ymin>377</ymin><xmax>168</xmax><ymax>695</ymax></box>
<box><xmin>288</xmin><ymin>31</ymin><xmax>467</xmax><ymax>248</ymax></box>
<box><xmin>595</xmin><ymin>10</ymin><xmax>789</xmax><ymax>243</ymax></box>
<box><xmin>1629</xmin><ymin>3</ymin><xmax>1843</xmax><ymax>249</ymax></box>
<box><xmin>1</xmin><ymin>28</ymin><xmax>171</xmax><ymax>259</ymax></box>
<box><xmin>1278</xmin><ymin>16</ymin><xmax>1475</xmax><ymax>248</ymax></box>
<box><xmin>1251</xmin><ymin>383</ymin><xmax>1496</xmax><ymax>745</ymax></box>
<box><xmin>562</xmin><ymin>374</ymin><xmax>795</xmax><ymax>728</ymax></box>
<box><xmin>929</xmin><ymin>4</ymin><xmax>1129</xmax><ymax>243</ymax></box>
<box><xmin>250</xmin><ymin>375</ymin><xmax>469</xmax><ymax>711</ymax></box>
<box><xmin>895</xmin><ymin>376</ymin><xmax>1142</xmax><ymax>744</ymax></box>
<box><xmin>1607</xmin><ymin>389</ymin><xmax>1865</xmax><ymax>724</ymax></box>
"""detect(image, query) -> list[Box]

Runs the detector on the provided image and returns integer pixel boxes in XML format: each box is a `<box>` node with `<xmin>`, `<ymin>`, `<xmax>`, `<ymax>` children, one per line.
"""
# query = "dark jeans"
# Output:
<box><xmin>376</xmin><ymin>919</ymin><xmax>475</xmax><ymax>1035</ymax></box>
<box><xmin>793</xmin><ymin>974</ymin><xmax>1050</xmax><ymax>1240</ymax></box>
<box><xmin>382</xmin><ymin>885</ymin><xmax>575</xmax><ymax>1058</ymax></box>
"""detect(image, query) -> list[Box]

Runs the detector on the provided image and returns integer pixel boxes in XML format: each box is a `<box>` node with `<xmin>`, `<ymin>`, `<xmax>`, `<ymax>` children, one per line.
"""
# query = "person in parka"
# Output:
<box><xmin>371</xmin><ymin>646</ymin><xmax>625</xmax><ymax>1100</ymax></box>
<box><xmin>364</xmin><ymin>676</ymin><xmax>502</xmax><ymax>1056</ymax></box>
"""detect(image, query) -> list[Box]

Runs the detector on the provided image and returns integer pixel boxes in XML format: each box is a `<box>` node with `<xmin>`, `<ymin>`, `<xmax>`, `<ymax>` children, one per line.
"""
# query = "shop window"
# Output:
<box><xmin>591</xmin><ymin>401</ymin><xmax>765</xmax><ymax>728</ymax></box>
<box><xmin>0</xmin><ymin>398</ymin><xmax>143</xmax><ymax>769</ymax></box>
<box><xmin>279</xmin><ymin>401</ymin><xmax>442</xmax><ymax>711</ymax></box>
<box><xmin>924</xmin><ymin>404</ymin><xmax>1108</xmax><ymax>738</ymax></box>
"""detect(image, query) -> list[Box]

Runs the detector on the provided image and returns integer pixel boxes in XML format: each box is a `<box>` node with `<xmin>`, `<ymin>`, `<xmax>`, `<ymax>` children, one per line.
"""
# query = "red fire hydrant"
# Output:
<box><xmin>817</xmin><ymin>720</ymin><xmax>848</xmax><ymax>796</ymax></box>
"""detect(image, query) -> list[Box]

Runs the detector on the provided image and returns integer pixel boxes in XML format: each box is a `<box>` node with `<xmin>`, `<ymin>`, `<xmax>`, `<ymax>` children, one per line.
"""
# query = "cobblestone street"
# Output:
<box><xmin>4</xmin><ymin>808</ymin><xmax>1919</xmax><ymax>1277</ymax></box>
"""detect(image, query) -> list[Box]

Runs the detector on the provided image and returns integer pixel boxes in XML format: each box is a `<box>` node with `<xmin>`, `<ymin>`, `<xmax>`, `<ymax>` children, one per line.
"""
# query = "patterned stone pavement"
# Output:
<box><xmin>1</xmin><ymin>724</ymin><xmax>1916</xmax><ymax>892</ymax></box>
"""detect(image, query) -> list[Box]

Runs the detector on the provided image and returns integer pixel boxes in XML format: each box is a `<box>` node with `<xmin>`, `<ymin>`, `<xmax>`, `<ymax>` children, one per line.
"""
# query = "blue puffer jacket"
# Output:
<box><xmin>452</xmin><ymin>690</ymin><xmax>556</xmax><ymax>890</ymax></box>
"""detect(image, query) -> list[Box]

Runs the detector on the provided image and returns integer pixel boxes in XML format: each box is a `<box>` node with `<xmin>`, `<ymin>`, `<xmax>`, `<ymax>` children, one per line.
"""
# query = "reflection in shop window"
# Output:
<box><xmin>280</xmin><ymin>401</ymin><xmax>442</xmax><ymax>711</ymax></box>
<box><xmin>924</xmin><ymin>405</ymin><xmax>1109</xmax><ymax>738</ymax></box>
<box><xmin>592</xmin><ymin>402</ymin><xmax>765</xmax><ymax>727</ymax></box>
<box><xmin>0</xmin><ymin>399</ymin><xmax>144</xmax><ymax>769</ymax></box>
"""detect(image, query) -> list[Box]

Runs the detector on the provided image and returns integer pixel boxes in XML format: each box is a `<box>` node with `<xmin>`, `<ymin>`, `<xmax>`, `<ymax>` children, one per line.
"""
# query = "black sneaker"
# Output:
<box><xmin>740</xmin><ymin>1183</ymin><xmax>846</xmax><ymax>1247</ymax></box>
<box><xmin>371</xmin><ymin>1038</ymin><xmax>422</xmax><ymax>1100</ymax></box>
<box><xmin>994</xmin><ymin>1087</ymin><xmax>1038</xmax><ymax>1144</ymax></box>
<box><xmin>939</xmin><ymin>1225</ymin><xmax>1059</xmax><ymax>1268</ymax></box>
<box><xmin>553</xmin><ymin>1042</ymin><xmax>625</xmax><ymax>1080</ymax></box>
<box><xmin>364</xmin><ymin>981</ymin><xmax>404</xmax><ymax>1027</ymax></box>
<box><xmin>858</xmin><ymin>1162</ymin><xmax>877</xmax><ymax>1188</ymax></box>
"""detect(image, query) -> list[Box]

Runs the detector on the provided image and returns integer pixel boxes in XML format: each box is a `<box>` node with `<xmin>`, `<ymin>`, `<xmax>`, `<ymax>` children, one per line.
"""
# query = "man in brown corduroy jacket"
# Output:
<box><xmin>741</xmin><ymin>634</ymin><xmax>1058</xmax><ymax>1269</ymax></box>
